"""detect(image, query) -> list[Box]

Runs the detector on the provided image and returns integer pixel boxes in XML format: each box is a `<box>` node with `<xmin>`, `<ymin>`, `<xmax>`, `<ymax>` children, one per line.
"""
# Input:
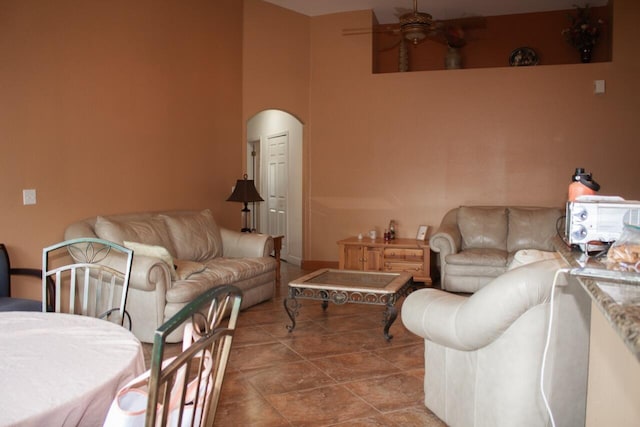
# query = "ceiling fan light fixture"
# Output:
<box><xmin>400</xmin><ymin>11</ymin><xmax>432</xmax><ymax>45</ymax></box>
<box><xmin>403</xmin><ymin>26</ymin><xmax>427</xmax><ymax>44</ymax></box>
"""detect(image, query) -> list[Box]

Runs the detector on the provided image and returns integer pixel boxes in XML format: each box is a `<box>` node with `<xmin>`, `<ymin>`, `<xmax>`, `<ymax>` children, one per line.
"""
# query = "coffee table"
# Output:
<box><xmin>284</xmin><ymin>268</ymin><xmax>413</xmax><ymax>340</ymax></box>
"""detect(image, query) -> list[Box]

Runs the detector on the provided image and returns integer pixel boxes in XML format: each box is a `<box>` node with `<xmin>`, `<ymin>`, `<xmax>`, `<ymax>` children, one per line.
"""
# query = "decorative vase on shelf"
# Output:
<box><xmin>580</xmin><ymin>46</ymin><xmax>593</xmax><ymax>63</ymax></box>
<box><xmin>445</xmin><ymin>46</ymin><xmax>462</xmax><ymax>70</ymax></box>
<box><xmin>562</xmin><ymin>5</ymin><xmax>603</xmax><ymax>65</ymax></box>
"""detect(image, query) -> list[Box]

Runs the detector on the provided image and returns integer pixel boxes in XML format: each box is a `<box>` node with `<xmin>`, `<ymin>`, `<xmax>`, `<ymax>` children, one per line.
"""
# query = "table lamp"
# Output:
<box><xmin>227</xmin><ymin>174</ymin><xmax>264</xmax><ymax>232</ymax></box>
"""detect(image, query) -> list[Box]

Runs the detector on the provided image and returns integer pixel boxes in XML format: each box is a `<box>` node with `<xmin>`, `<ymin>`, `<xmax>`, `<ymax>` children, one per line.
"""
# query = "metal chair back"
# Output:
<box><xmin>146</xmin><ymin>285</ymin><xmax>242</xmax><ymax>427</ymax></box>
<box><xmin>42</xmin><ymin>238</ymin><xmax>134</xmax><ymax>326</ymax></box>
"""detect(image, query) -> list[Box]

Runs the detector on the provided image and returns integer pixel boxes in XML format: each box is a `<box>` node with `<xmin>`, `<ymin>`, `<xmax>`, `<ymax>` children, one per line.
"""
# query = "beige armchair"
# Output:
<box><xmin>401</xmin><ymin>258</ymin><xmax>591</xmax><ymax>427</ymax></box>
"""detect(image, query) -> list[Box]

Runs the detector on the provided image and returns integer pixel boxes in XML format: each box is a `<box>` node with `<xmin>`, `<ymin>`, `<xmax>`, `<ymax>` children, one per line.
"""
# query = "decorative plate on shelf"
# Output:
<box><xmin>509</xmin><ymin>47</ymin><xmax>539</xmax><ymax>66</ymax></box>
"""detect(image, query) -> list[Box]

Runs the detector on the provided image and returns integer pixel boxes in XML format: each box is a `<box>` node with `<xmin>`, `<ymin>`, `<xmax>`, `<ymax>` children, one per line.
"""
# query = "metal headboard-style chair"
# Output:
<box><xmin>42</xmin><ymin>238</ymin><xmax>134</xmax><ymax>327</ymax></box>
<box><xmin>0</xmin><ymin>243</ymin><xmax>54</xmax><ymax>312</ymax></box>
<box><xmin>146</xmin><ymin>284</ymin><xmax>243</xmax><ymax>427</ymax></box>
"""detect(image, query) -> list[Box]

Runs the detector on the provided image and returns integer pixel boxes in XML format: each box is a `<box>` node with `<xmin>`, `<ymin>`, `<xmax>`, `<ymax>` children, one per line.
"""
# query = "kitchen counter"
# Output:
<box><xmin>554</xmin><ymin>237</ymin><xmax>640</xmax><ymax>362</ymax></box>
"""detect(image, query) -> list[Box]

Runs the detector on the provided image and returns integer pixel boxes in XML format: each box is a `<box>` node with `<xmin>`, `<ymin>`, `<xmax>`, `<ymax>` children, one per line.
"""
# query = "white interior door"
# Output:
<box><xmin>248</xmin><ymin>110</ymin><xmax>302</xmax><ymax>266</ymax></box>
<box><xmin>266</xmin><ymin>132</ymin><xmax>288</xmax><ymax>257</ymax></box>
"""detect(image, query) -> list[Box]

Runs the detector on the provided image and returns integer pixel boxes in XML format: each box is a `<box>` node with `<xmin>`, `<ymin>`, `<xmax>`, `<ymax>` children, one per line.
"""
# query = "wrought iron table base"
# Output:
<box><xmin>284</xmin><ymin>285</ymin><xmax>409</xmax><ymax>341</ymax></box>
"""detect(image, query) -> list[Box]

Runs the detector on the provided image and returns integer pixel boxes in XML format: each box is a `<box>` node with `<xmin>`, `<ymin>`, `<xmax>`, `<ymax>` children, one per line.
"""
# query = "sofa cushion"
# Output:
<box><xmin>165</xmin><ymin>257</ymin><xmax>274</xmax><ymax>303</ymax></box>
<box><xmin>507</xmin><ymin>207</ymin><xmax>561</xmax><ymax>252</ymax></box>
<box><xmin>204</xmin><ymin>257</ymin><xmax>276</xmax><ymax>282</ymax></box>
<box><xmin>161</xmin><ymin>210</ymin><xmax>223</xmax><ymax>262</ymax></box>
<box><xmin>173</xmin><ymin>260</ymin><xmax>206</xmax><ymax>280</ymax></box>
<box><xmin>95</xmin><ymin>216</ymin><xmax>176</xmax><ymax>256</ymax></box>
<box><xmin>123</xmin><ymin>241</ymin><xmax>177</xmax><ymax>280</ymax></box>
<box><xmin>446</xmin><ymin>248</ymin><xmax>509</xmax><ymax>267</ymax></box>
<box><xmin>458</xmin><ymin>207</ymin><xmax>508</xmax><ymax>250</ymax></box>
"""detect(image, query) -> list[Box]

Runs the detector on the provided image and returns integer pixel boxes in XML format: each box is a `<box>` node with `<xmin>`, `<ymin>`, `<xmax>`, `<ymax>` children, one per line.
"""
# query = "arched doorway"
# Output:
<box><xmin>246</xmin><ymin>110</ymin><xmax>303</xmax><ymax>266</ymax></box>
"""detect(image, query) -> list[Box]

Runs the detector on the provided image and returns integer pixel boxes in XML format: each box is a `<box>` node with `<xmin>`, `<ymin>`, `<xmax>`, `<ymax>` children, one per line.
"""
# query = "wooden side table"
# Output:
<box><xmin>272</xmin><ymin>235</ymin><xmax>284</xmax><ymax>281</ymax></box>
<box><xmin>337</xmin><ymin>236</ymin><xmax>431</xmax><ymax>284</ymax></box>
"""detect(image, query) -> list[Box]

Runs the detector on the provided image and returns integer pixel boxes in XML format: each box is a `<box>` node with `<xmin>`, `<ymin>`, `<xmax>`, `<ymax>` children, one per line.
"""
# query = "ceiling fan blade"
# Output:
<box><xmin>427</xmin><ymin>15</ymin><xmax>486</xmax><ymax>47</ymax></box>
<box><xmin>343</xmin><ymin>23</ymin><xmax>400</xmax><ymax>36</ymax></box>
<box><xmin>425</xmin><ymin>32</ymin><xmax>449</xmax><ymax>45</ymax></box>
<box><xmin>343</xmin><ymin>27</ymin><xmax>375</xmax><ymax>36</ymax></box>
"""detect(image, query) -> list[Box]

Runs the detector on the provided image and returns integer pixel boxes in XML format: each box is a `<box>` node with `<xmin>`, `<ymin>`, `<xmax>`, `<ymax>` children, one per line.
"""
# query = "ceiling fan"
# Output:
<box><xmin>396</xmin><ymin>0</ymin><xmax>438</xmax><ymax>45</ymax></box>
<box><xmin>343</xmin><ymin>0</ymin><xmax>485</xmax><ymax>71</ymax></box>
<box><xmin>343</xmin><ymin>0</ymin><xmax>485</xmax><ymax>49</ymax></box>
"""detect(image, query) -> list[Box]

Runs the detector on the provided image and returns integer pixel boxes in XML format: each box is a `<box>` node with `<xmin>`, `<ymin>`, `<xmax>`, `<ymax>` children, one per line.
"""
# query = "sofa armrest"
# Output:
<box><xmin>64</xmin><ymin>219</ymin><xmax>99</xmax><ymax>240</ymax></box>
<box><xmin>401</xmin><ymin>258</ymin><xmax>568</xmax><ymax>351</ymax></box>
<box><xmin>430</xmin><ymin>208</ymin><xmax>461</xmax><ymax>255</ymax></box>
<box><xmin>429</xmin><ymin>222</ymin><xmax>461</xmax><ymax>256</ymax></box>
<box><xmin>220</xmin><ymin>228</ymin><xmax>273</xmax><ymax>258</ymax></box>
<box><xmin>429</xmin><ymin>208</ymin><xmax>461</xmax><ymax>283</ymax></box>
<box><xmin>128</xmin><ymin>256</ymin><xmax>173</xmax><ymax>292</ymax></box>
<box><xmin>64</xmin><ymin>218</ymin><xmax>172</xmax><ymax>292</ymax></box>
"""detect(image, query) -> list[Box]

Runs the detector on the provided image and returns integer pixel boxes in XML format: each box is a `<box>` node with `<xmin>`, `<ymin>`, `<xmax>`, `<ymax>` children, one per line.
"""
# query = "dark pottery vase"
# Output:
<box><xmin>580</xmin><ymin>46</ymin><xmax>593</xmax><ymax>63</ymax></box>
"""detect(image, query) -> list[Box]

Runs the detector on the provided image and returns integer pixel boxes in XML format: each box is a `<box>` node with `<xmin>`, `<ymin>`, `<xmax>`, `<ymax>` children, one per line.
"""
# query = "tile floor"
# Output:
<box><xmin>143</xmin><ymin>262</ymin><xmax>446</xmax><ymax>426</ymax></box>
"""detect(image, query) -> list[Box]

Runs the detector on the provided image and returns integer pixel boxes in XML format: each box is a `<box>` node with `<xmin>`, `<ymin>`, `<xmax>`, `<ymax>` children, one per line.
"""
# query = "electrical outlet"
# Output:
<box><xmin>23</xmin><ymin>189</ymin><xmax>36</xmax><ymax>205</ymax></box>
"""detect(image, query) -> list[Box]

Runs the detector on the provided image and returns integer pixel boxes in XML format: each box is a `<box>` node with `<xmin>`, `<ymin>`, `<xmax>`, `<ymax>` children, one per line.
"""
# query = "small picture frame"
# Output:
<box><xmin>416</xmin><ymin>225</ymin><xmax>429</xmax><ymax>241</ymax></box>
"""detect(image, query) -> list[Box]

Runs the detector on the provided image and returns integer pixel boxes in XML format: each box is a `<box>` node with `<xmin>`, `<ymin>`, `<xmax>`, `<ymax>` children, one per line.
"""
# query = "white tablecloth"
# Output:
<box><xmin>0</xmin><ymin>312</ymin><xmax>145</xmax><ymax>427</ymax></box>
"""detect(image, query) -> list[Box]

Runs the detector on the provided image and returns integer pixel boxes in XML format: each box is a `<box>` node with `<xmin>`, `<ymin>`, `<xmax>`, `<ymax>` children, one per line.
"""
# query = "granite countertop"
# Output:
<box><xmin>554</xmin><ymin>237</ymin><xmax>640</xmax><ymax>362</ymax></box>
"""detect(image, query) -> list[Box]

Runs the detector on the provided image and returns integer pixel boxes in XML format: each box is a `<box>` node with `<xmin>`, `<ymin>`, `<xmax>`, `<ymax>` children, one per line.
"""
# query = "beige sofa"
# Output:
<box><xmin>401</xmin><ymin>258</ymin><xmax>591</xmax><ymax>427</ymax></box>
<box><xmin>64</xmin><ymin>209</ymin><xmax>276</xmax><ymax>343</ymax></box>
<box><xmin>429</xmin><ymin>206</ymin><xmax>563</xmax><ymax>293</ymax></box>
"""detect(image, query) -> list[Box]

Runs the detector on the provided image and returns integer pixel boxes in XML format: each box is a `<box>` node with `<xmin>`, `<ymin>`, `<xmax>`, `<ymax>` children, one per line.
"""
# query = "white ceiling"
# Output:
<box><xmin>262</xmin><ymin>0</ymin><xmax>607</xmax><ymax>23</ymax></box>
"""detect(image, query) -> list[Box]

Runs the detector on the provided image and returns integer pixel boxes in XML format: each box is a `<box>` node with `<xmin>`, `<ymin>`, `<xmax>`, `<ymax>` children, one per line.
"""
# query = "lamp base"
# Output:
<box><xmin>240</xmin><ymin>204</ymin><xmax>252</xmax><ymax>233</ymax></box>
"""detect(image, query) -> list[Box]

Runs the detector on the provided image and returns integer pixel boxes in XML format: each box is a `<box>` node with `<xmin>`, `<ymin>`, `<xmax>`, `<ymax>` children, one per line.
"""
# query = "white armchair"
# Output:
<box><xmin>401</xmin><ymin>258</ymin><xmax>591</xmax><ymax>427</ymax></box>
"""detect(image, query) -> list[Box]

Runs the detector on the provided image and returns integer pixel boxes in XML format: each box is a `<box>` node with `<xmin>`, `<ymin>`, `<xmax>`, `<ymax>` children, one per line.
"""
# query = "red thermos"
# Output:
<box><xmin>568</xmin><ymin>168</ymin><xmax>600</xmax><ymax>201</ymax></box>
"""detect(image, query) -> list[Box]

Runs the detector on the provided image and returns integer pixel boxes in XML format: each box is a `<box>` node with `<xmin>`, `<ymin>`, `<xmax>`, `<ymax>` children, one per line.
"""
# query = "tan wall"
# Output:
<box><xmin>244</xmin><ymin>1</ymin><xmax>640</xmax><ymax>263</ymax></box>
<box><xmin>242</xmin><ymin>0</ymin><xmax>310</xmax><ymax>122</ymax></box>
<box><xmin>1</xmin><ymin>0</ymin><xmax>244</xmax><ymax>296</ymax></box>
<box><xmin>242</xmin><ymin>0</ymin><xmax>312</xmax><ymax>256</ymax></box>
<box><xmin>4</xmin><ymin>0</ymin><xmax>639</xmax><ymax>287</ymax></box>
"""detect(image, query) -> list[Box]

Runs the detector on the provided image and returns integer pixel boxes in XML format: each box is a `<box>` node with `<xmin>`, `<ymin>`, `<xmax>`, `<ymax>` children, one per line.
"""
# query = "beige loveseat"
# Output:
<box><xmin>64</xmin><ymin>209</ymin><xmax>276</xmax><ymax>342</ymax></box>
<box><xmin>429</xmin><ymin>206</ymin><xmax>563</xmax><ymax>293</ymax></box>
<box><xmin>401</xmin><ymin>258</ymin><xmax>590</xmax><ymax>427</ymax></box>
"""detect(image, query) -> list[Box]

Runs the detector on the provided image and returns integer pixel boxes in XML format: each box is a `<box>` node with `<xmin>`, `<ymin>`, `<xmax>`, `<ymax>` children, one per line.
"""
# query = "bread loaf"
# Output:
<box><xmin>607</xmin><ymin>244</ymin><xmax>640</xmax><ymax>264</ymax></box>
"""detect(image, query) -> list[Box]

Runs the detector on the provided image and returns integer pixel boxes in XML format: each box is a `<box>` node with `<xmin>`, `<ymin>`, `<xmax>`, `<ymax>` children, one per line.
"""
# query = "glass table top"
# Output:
<box><xmin>289</xmin><ymin>269</ymin><xmax>411</xmax><ymax>293</ymax></box>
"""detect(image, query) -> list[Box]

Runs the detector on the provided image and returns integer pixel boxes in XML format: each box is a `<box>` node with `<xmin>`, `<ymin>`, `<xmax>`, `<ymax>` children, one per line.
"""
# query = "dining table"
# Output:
<box><xmin>0</xmin><ymin>311</ymin><xmax>146</xmax><ymax>427</ymax></box>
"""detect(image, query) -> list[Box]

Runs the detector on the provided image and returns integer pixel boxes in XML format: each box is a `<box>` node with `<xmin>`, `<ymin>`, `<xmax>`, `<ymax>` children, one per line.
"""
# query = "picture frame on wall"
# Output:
<box><xmin>416</xmin><ymin>225</ymin><xmax>429</xmax><ymax>241</ymax></box>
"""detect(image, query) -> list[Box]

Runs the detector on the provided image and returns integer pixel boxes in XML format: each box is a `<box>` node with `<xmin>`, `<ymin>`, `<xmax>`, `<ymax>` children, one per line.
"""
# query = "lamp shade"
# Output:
<box><xmin>227</xmin><ymin>174</ymin><xmax>263</xmax><ymax>203</ymax></box>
